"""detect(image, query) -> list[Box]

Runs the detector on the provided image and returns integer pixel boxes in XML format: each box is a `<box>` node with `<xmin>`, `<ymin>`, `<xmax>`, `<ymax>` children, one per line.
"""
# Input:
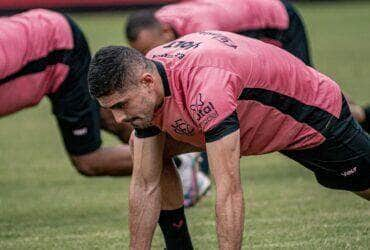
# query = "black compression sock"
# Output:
<box><xmin>158</xmin><ymin>207</ymin><xmax>193</xmax><ymax>250</ymax></box>
<box><xmin>360</xmin><ymin>106</ymin><xmax>370</xmax><ymax>133</ymax></box>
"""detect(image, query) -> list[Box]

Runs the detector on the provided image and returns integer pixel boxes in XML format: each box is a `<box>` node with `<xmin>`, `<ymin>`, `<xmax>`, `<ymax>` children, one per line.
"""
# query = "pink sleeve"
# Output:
<box><xmin>185</xmin><ymin>67</ymin><xmax>238</xmax><ymax>132</ymax></box>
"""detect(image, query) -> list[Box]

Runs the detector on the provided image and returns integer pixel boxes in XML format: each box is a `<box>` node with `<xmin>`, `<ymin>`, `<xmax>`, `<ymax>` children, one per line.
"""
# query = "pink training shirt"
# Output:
<box><xmin>0</xmin><ymin>9</ymin><xmax>74</xmax><ymax>116</ymax></box>
<box><xmin>155</xmin><ymin>0</ymin><xmax>289</xmax><ymax>36</ymax></box>
<box><xmin>146</xmin><ymin>31</ymin><xmax>342</xmax><ymax>156</ymax></box>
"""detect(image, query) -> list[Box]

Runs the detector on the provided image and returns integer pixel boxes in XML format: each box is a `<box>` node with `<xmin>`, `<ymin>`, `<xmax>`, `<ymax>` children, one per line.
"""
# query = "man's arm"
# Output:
<box><xmin>206</xmin><ymin>128</ymin><xmax>244</xmax><ymax>249</ymax></box>
<box><xmin>129</xmin><ymin>129</ymin><xmax>165</xmax><ymax>250</ymax></box>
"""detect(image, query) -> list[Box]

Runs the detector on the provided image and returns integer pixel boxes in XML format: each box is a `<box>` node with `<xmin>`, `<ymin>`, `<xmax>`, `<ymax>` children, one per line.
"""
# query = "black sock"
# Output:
<box><xmin>158</xmin><ymin>207</ymin><xmax>193</xmax><ymax>250</ymax></box>
<box><xmin>360</xmin><ymin>106</ymin><xmax>370</xmax><ymax>133</ymax></box>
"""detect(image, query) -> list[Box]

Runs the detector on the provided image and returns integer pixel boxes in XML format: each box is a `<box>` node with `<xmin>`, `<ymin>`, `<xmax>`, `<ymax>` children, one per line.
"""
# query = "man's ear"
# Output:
<box><xmin>161</xmin><ymin>23</ymin><xmax>176</xmax><ymax>40</ymax></box>
<box><xmin>140</xmin><ymin>73</ymin><xmax>155</xmax><ymax>89</ymax></box>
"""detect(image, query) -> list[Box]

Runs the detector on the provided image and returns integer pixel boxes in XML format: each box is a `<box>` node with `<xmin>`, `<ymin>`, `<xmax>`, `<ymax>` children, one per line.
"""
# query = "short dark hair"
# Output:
<box><xmin>88</xmin><ymin>46</ymin><xmax>150</xmax><ymax>98</ymax></box>
<box><xmin>126</xmin><ymin>10</ymin><xmax>161</xmax><ymax>42</ymax></box>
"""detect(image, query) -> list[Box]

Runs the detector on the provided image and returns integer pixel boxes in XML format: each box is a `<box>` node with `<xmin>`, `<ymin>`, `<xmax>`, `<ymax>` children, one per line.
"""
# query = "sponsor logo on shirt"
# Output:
<box><xmin>163</xmin><ymin>40</ymin><xmax>202</xmax><ymax>50</ymax></box>
<box><xmin>171</xmin><ymin>118</ymin><xmax>195</xmax><ymax>136</ymax></box>
<box><xmin>190</xmin><ymin>93</ymin><xmax>219</xmax><ymax>127</ymax></box>
<box><xmin>198</xmin><ymin>31</ymin><xmax>238</xmax><ymax>49</ymax></box>
<box><xmin>152</xmin><ymin>52</ymin><xmax>185</xmax><ymax>60</ymax></box>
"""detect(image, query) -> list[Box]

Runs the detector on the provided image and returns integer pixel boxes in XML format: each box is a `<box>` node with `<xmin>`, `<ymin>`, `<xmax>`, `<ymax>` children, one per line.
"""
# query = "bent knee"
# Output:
<box><xmin>354</xmin><ymin>189</ymin><xmax>370</xmax><ymax>201</ymax></box>
<box><xmin>71</xmin><ymin>154</ymin><xmax>99</xmax><ymax>176</ymax></box>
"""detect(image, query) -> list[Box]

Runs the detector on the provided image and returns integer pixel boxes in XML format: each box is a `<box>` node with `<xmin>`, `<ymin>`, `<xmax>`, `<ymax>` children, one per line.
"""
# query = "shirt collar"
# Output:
<box><xmin>153</xmin><ymin>60</ymin><xmax>171</xmax><ymax>97</ymax></box>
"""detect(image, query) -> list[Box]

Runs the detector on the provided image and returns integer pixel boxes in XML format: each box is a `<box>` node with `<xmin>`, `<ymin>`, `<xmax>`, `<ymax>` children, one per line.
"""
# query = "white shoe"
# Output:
<box><xmin>196</xmin><ymin>171</ymin><xmax>211</xmax><ymax>198</ymax></box>
<box><xmin>177</xmin><ymin>154</ymin><xmax>199</xmax><ymax>207</ymax></box>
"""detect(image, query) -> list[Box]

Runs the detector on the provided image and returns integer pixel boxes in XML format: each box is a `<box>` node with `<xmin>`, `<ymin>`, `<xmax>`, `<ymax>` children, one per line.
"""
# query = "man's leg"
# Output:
<box><xmin>99</xmin><ymin>107</ymin><xmax>133</xmax><ymax>143</ymax></box>
<box><xmin>354</xmin><ymin>189</ymin><xmax>370</xmax><ymax>200</ymax></box>
<box><xmin>281</xmin><ymin>97</ymin><xmax>370</xmax><ymax>200</ymax></box>
<box><xmin>50</xmin><ymin>15</ymin><xmax>133</xmax><ymax>176</ymax></box>
<box><xmin>52</xmin><ymin>98</ymin><xmax>133</xmax><ymax>176</ymax></box>
<box><xmin>281</xmin><ymin>0</ymin><xmax>313</xmax><ymax>66</ymax></box>
<box><xmin>158</xmin><ymin>157</ymin><xmax>193</xmax><ymax>250</ymax></box>
<box><xmin>70</xmin><ymin>145</ymin><xmax>132</xmax><ymax>176</ymax></box>
<box><xmin>359</xmin><ymin>105</ymin><xmax>370</xmax><ymax>133</ymax></box>
<box><xmin>344</xmin><ymin>94</ymin><xmax>370</xmax><ymax>133</ymax></box>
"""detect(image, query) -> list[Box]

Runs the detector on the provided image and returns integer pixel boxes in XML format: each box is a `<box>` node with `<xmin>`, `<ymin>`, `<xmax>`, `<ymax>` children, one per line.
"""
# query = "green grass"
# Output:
<box><xmin>1</xmin><ymin>2</ymin><xmax>370</xmax><ymax>249</ymax></box>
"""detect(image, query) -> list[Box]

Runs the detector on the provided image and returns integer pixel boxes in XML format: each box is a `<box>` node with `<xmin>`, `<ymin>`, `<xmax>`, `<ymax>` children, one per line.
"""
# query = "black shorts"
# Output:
<box><xmin>281</xmin><ymin>97</ymin><xmax>370</xmax><ymax>192</ymax></box>
<box><xmin>280</xmin><ymin>0</ymin><xmax>312</xmax><ymax>66</ymax></box>
<box><xmin>48</xmin><ymin>15</ymin><xmax>102</xmax><ymax>156</ymax></box>
<box><xmin>237</xmin><ymin>0</ymin><xmax>312</xmax><ymax>66</ymax></box>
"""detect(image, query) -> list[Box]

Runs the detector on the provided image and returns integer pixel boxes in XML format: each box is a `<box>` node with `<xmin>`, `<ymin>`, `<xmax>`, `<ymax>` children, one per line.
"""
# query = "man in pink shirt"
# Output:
<box><xmin>126</xmin><ymin>0</ymin><xmax>311</xmax><ymax>65</ymax></box>
<box><xmin>88</xmin><ymin>31</ymin><xmax>369</xmax><ymax>249</ymax></box>
<box><xmin>0</xmin><ymin>9</ymin><xmax>133</xmax><ymax>176</ymax></box>
<box><xmin>125</xmin><ymin>0</ymin><xmax>370</xmax><ymax>134</ymax></box>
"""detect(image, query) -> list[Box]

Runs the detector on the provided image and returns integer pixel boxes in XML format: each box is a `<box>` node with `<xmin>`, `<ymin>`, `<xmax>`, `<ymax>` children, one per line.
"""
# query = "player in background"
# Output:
<box><xmin>125</xmin><ymin>0</ymin><xmax>370</xmax><ymax>133</ymax></box>
<box><xmin>126</xmin><ymin>0</ymin><xmax>311</xmax><ymax>64</ymax></box>
<box><xmin>0</xmin><ymin>9</ymin><xmax>133</xmax><ymax>177</ymax></box>
<box><xmin>88</xmin><ymin>31</ymin><xmax>369</xmax><ymax>249</ymax></box>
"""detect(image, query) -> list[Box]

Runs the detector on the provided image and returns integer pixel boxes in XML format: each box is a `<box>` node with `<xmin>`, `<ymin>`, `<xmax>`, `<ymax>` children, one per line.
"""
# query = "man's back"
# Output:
<box><xmin>147</xmin><ymin>31</ymin><xmax>342</xmax><ymax>155</ymax></box>
<box><xmin>156</xmin><ymin>0</ymin><xmax>289</xmax><ymax>36</ymax></box>
<box><xmin>0</xmin><ymin>9</ymin><xmax>73</xmax><ymax>115</ymax></box>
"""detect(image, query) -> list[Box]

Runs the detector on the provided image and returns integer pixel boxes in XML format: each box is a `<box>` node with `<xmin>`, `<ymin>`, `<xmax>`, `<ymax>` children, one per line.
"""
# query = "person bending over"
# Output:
<box><xmin>0</xmin><ymin>9</ymin><xmax>132</xmax><ymax>176</ymax></box>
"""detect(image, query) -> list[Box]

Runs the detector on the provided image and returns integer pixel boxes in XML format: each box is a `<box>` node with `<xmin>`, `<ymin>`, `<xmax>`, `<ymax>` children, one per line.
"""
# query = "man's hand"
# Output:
<box><xmin>206</xmin><ymin>129</ymin><xmax>244</xmax><ymax>250</ymax></box>
<box><xmin>129</xmin><ymin>132</ymin><xmax>165</xmax><ymax>250</ymax></box>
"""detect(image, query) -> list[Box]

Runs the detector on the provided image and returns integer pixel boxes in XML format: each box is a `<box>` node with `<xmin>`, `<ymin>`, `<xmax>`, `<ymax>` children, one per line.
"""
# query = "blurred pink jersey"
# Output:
<box><xmin>0</xmin><ymin>9</ymin><xmax>73</xmax><ymax>116</ymax></box>
<box><xmin>146</xmin><ymin>31</ymin><xmax>342</xmax><ymax>156</ymax></box>
<box><xmin>155</xmin><ymin>0</ymin><xmax>288</xmax><ymax>36</ymax></box>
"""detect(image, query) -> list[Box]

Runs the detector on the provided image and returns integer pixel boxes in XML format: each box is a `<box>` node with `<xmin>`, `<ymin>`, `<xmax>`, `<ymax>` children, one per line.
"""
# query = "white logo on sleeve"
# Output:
<box><xmin>73</xmin><ymin>127</ymin><xmax>88</xmax><ymax>136</ymax></box>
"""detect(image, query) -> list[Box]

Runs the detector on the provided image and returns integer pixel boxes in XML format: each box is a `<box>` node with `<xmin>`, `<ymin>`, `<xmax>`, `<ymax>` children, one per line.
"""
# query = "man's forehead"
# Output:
<box><xmin>132</xmin><ymin>29</ymin><xmax>159</xmax><ymax>53</ymax></box>
<box><xmin>98</xmin><ymin>91</ymin><xmax>126</xmax><ymax>108</ymax></box>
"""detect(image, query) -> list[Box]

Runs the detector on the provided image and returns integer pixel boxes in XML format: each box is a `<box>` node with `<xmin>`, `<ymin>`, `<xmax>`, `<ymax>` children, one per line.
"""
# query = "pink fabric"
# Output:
<box><xmin>156</xmin><ymin>0</ymin><xmax>289</xmax><ymax>36</ymax></box>
<box><xmin>0</xmin><ymin>0</ymin><xmax>179</xmax><ymax>9</ymax></box>
<box><xmin>147</xmin><ymin>31</ymin><xmax>342</xmax><ymax>155</ymax></box>
<box><xmin>0</xmin><ymin>9</ymin><xmax>73</xmax><ymax>116</ymax></box>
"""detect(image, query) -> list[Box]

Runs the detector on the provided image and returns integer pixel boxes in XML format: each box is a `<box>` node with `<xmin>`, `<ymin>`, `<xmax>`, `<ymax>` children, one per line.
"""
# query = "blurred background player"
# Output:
<box><xmin>0</xmin><ymin>9</ymin><xmax>209</xmax><ymax>208</ymax></box>
<box><xmin>0</xmin><ymin>9</ymin><xmax>133</xmax><ymax>177</ymax></box>
<box><xmin>126</xmin><ymin>0</ymin><xmax>311</xmax><ymax>65</ymax></box>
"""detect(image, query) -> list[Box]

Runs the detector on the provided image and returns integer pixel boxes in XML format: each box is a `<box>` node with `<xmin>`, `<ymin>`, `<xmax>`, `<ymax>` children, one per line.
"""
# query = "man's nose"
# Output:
<box><xmin>111</xmin><ymin>110</ymin><xmax>127</xmax><ymax>124</ymax></box>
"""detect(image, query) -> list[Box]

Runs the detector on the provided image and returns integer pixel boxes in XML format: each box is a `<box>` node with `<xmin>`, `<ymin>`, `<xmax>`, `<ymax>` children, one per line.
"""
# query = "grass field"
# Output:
<box><xmin>1</xmin><ymin>1</ymin><xmax>370</xmax><ymax>249</ymax></box>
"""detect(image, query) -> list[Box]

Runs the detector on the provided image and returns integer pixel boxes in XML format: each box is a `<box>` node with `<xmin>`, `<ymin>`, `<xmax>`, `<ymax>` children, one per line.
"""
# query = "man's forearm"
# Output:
<box><xmin>129</xmin><ymin>134</ymin><xmax>165</xmax><ymax>249</ymax></box>
<box><xmin>215</xmin><ymin>185</ymin><xmax>244</xmax><ymax>249</ymax></box>
<box><xmin>206</xmin><ymin>130</ymin><xmax>244</xmax><ymax>249</ymax></box>
<box><xmin>129</xmin><ymin>179</ymin><xmax>161</xmax><ymax>249</ymax></box>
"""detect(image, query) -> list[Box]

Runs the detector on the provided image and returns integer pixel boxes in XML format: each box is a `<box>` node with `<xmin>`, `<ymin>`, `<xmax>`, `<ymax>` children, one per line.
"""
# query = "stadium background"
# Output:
<box><xmin>0</xmin><ymin>0</ymin><xmax>369</xmax><ymax>249</ymax></box>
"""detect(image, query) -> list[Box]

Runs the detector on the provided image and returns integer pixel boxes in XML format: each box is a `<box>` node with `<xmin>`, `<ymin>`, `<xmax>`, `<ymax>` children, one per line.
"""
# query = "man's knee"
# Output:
<box><xmin>354</xmin><ymin>189</ymin><xmax>370</xmax><ymax>201</ymax></box>
<box><xmin>70</xmin><ymin>153</ymin><xmax>100</xmax><ymax>176</ymax></box>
